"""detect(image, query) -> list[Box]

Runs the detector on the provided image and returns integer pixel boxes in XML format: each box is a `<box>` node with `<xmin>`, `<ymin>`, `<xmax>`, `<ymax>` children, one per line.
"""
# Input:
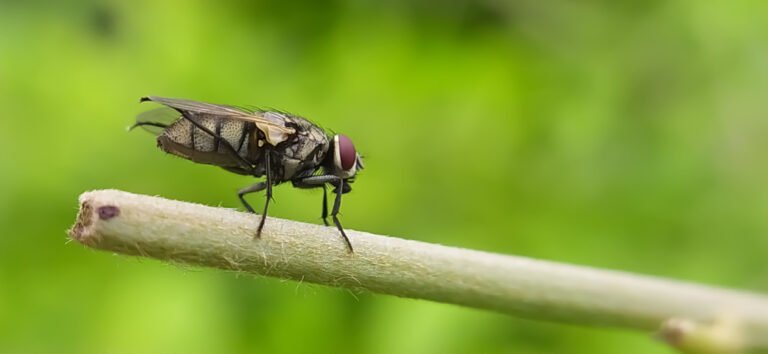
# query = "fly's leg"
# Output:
<box><xmin>321</xmin><ymin>185</ymin><xmax>329</xmax><ymax>226</ymax></box>
<box><xmin>292</xmin><ymin>176</ymin><xmax>332</xmax><ymax>226</ymax></box>
<box><xmin>295</xmin><ymin>175</ymin><xmax>353</xmax><ymax>252</ymax></box>
<box><xmin>330</xmin><ymin>179</ymin><xmax>353</xmax><ymax>252</ymax></box>
<box><xmin>238</xmin><ymin>182</ymin><xmax>267</xmax><ymax>214</ymax></box>
<box><xmin>236</xmin><ymin>151</ymin><xmax>272</xmax><ymax>238</ymax></box>
<box><xmin>179</xmin><ymin>113</ymin><xmax>274</xmax><ymax>237</ymax></box>
<box><xmin>256</xmin><ymin>151</ymin><xmax>273</xmax><ymax>238</ymax></box>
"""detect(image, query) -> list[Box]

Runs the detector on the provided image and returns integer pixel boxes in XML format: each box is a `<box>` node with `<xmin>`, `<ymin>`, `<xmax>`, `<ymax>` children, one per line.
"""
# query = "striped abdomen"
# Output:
<box><xmin>157</xmin><ymin>114</ymin><xmax>255</xmax><ymax>168</ymax></box>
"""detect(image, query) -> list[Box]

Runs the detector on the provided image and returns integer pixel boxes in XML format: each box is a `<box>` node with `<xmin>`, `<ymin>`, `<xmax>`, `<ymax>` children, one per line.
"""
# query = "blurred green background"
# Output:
<box><xmin>1</xmin><ymin>0</ymin><xmax>767</xmax><ymax>353</ymax></box>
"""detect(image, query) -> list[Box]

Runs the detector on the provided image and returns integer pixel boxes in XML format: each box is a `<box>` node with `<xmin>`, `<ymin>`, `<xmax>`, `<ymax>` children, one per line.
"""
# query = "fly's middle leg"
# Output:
<box><xmin>321</xmin><ymin>185</ymin><xmax>329</xmax><ymax>226</ymax></box>
<box><xmin>256</xmin><ymin>151</ymin><xmax>273</xmax><ymax>238</ymax></box>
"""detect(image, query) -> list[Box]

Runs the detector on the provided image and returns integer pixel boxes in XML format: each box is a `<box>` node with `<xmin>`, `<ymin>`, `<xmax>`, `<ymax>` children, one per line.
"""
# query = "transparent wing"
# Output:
<box><xmin>131</xmin><ymin>106</ymin><xmax>180</xmax><ymax>135</ymax></box>
<box><xmin>141</xmin><ymin>96</ymin><xmax>250</xmax><ymax>116</ymax></box>
<box><xmin>140</xmin><ymin>96</ymin><xmax>296</xmax><ymax>144</ymax></box>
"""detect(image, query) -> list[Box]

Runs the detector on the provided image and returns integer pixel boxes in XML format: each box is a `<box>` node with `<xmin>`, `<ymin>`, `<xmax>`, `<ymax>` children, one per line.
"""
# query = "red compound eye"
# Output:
<box><xmin>336</xmin><ymin>134</ymin><xmax>356</xmax><ymax>171</ymax></box>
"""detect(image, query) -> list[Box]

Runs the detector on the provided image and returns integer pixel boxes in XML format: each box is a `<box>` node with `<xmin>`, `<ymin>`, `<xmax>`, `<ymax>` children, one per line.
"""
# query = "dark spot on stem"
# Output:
<box><xmin>97</xmin><ymin>205</ymin><xmax>120</xmax><ymax>220</ymax></box>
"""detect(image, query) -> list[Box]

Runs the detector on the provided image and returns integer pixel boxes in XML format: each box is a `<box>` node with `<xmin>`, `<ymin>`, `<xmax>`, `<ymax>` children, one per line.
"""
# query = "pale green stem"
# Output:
<box><xmin>69</xmin><ymin>190</ymin><xmax>768</xmax><ymax>354</ymax></box>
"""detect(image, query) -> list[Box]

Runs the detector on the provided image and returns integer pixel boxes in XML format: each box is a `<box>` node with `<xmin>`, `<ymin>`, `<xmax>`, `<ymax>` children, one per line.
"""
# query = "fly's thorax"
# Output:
<box><xmin>274</xmin><ymin>120</ymin><xmax>329</xmax><ymax>180</ymax></box>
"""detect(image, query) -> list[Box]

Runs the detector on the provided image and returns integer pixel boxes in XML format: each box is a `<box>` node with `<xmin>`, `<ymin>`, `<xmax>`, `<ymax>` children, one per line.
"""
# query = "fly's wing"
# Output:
<box><xmin>131</xmin><ymin>106</ymin><xmax>181</xmax><ymax>135</ymax></box>
<box><xmin>140</xmin><ymin>96</ymin><xmax>296</xmax><ymax>145</ymax></box>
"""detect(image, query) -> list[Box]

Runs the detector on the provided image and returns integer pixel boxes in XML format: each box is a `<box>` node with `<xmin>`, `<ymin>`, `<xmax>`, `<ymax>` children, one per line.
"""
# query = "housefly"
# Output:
<box><xmin>132</xmin><ymin>96</ymin><xmax>363</xmax><ymax>252</ymax></box>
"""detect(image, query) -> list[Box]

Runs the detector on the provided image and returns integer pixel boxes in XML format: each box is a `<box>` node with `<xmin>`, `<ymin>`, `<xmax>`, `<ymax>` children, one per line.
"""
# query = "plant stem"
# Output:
<box><xmin>69</xmin><ymin>189</ymin><xmax>768</xmax><ymax>353</ymax></box>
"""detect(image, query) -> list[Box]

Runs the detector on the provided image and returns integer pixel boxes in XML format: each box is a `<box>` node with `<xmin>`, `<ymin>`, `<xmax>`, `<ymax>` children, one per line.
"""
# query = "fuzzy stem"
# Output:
<box><xmin>69</xmin><ymin>189</ymin><xmax>768</xmax><ymax>353</ymax></box>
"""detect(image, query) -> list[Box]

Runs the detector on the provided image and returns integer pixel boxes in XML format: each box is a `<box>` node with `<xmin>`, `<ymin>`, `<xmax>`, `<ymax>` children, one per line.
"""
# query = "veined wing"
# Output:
<box><xmin>140</xmin><ymin>96</ymin><xmax>296</xmax><ymax>145</ymax></box>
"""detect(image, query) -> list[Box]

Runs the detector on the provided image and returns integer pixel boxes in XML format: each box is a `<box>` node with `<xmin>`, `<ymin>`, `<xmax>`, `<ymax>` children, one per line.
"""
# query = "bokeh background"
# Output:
<box><xmin>1</xmin><ymin>0</ymin><xmax>767</xmax><ymax>353</ymax></box>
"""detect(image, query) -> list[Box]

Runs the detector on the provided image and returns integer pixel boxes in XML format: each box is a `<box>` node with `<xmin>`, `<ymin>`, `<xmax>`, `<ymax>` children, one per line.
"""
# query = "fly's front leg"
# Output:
<box><xmin>238</xmin><ymin>182</ymin><xmax>267</xmax><ymax>214</ymax></box>
<box><xmin>292</xmin><ymin>176</ymin><xmax>331</xmax><ymax>226</ymax></box>
<box><xmin>295</xmin><ymin>175</ymin><xmax>353</xmax><ymax>252</ymax></box>
<box><xmin>330</xmin><ymin>179</ymin><xmax>353</xmax><ymax>252</ymax></box>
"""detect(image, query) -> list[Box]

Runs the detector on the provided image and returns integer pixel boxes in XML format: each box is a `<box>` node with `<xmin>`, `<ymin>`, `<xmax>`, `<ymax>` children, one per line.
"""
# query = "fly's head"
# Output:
<box><xmin>329</xmin><ymin>134</ymin><xmax>364</xmax><ymax>183</ymax></box>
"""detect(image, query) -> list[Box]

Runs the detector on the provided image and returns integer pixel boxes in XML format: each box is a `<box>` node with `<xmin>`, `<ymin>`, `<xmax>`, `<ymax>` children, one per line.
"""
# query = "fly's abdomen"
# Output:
<box><xmin>157</xmin><ymin>115</ymin><xmax>253</xmax><ymax>167</ymax></box>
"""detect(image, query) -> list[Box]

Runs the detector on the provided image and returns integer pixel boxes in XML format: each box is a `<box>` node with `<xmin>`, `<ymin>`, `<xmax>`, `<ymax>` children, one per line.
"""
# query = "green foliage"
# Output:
<box><xmin>1</xmin><ymin>0</ymin><xmax>767</xmax><ymax>353</ymax></box>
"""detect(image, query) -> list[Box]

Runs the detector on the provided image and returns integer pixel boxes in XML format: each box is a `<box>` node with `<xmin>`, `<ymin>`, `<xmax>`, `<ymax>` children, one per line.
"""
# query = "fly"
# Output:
<box><xmin>131</xmin><ymin>96</ymin><xmax>364</xmax><ymax>252</ymax></box>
